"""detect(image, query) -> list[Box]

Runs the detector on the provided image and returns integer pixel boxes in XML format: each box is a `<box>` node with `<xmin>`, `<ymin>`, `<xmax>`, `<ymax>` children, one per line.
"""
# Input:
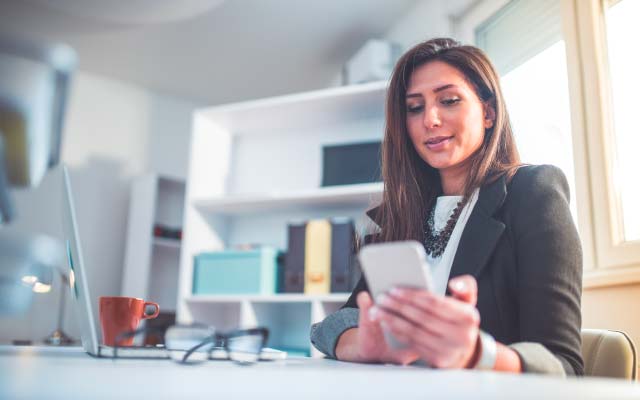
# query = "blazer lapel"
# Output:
<box><xmin>448</xmin><ymin>175</ymin><xmax>507</xmax><ymax>280</ymax></box>
<box><xmin>365</xmin><ymin>174</ymin><xmax>508</xmax><ymax>279</ymax></box>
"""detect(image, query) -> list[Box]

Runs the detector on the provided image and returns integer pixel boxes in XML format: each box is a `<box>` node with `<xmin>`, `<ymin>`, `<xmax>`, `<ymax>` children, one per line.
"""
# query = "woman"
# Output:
<box><xmin>310</xmin><ymin>38</ymin><xmax>583</xmax><ymax>376</ymax></box>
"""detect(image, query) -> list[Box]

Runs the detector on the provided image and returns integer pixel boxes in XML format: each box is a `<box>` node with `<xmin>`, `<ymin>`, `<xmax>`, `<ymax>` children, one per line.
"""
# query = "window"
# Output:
<box><xmin>475</xmin><ymin>0</ymin><xmax>578</xmax><ymax>225</ymax></box>
<box><xmin>500</xmin><ymin>41</ymin><xmax>578</xmax><ymax>225</ymax></box>
<box><xmin>455</xmin><ymin>0</ymin><xmax>640</xmax><ymax>281</ymax></box>
<box><xmin>604</xmin><ymin>0</ymin><xmax>640</xmax><ymax>242</ymax></box>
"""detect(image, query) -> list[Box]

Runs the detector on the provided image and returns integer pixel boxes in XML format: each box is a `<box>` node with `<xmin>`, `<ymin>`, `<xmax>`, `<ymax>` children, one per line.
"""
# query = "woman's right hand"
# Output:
<box><xmin>335</xmin><ymin>291</ymin><xmax>419</xmax><ymax>365</ymax></box>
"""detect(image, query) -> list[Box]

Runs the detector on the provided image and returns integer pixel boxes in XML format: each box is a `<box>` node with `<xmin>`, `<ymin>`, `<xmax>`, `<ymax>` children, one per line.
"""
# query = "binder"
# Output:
<box><xmin>349</xmin><ymin>253</ymin><xmax>362</xmax><ymax>291</ymax></box>
<box><xmin>330</xmin><ymin>219</ymin><xmax>355</xmax><ymax>293</ymax></box>
<box><xmin>304</xmin><ymin>219</ymin><xmax>332</xmax><ymax>294</ymax></box>
<box><xmin>276</xmin><ymin>252</ymin><xmax>286</xmax><ymax>293</ymax></box>
<box><xmin>284</xmin><ymin>223</ymin><xmax>306</xmax><ymax>292</ymax></box>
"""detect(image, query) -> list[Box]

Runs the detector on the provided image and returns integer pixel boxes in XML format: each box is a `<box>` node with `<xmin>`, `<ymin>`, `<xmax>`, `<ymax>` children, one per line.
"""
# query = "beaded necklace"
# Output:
<box><xmin>423</xmin><ymin>198</ymin><xmax>466</xmax><ymax>258</ymax></box>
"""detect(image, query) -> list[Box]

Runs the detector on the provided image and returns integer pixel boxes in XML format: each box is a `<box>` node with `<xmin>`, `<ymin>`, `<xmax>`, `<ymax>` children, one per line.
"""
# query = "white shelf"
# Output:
<box><xmin>193</xmin><ymin>182</ymin><xmax>383</xmax><ymax>215</ymax></box>
<box><xmin>179</xmin><ymin>81</ymin><xmax>383</xmax><ymax>357</ymax></box>
<box><xmin>186</xmin><ymin>293</ymin><xmax>350</xmax><ymax>304</ymax></box>
<box><xmin>197</xmin><ymin>80</ymin><xmax>387</xmax><ymax>135</ymax></box>
<box><xmin>152</xmin><ymin>237</ymin><xmax>182</xmax><ymax>249</ymax></box>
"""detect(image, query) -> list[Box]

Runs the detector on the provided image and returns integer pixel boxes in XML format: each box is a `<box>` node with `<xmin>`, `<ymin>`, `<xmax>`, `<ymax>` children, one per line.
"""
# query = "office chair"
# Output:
<box><xmin>582</xmin><ymin>329</ymin><xmax>637</xmax><ymax>380</ymax></box>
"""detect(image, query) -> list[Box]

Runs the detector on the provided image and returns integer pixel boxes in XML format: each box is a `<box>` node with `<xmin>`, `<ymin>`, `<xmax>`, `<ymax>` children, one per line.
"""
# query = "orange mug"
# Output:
<box><xmin>99</xmin><ymin>296</ymin><xmax>160</xmax><ymax>346</ymax></box>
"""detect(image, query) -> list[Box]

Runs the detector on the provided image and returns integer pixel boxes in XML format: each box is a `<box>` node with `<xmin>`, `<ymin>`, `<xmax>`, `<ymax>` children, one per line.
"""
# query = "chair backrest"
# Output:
<box><xmin>582</xmin><ymin>329</ymin><xmax>637</xmax><ymax>380</ymax></box>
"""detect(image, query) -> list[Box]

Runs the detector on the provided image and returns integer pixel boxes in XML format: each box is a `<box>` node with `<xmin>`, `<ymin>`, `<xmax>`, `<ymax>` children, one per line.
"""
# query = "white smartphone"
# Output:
<box><xmin>358</xmin><ymin>240</ymin><xmax>433</xmax><ymax>349</ymax></box>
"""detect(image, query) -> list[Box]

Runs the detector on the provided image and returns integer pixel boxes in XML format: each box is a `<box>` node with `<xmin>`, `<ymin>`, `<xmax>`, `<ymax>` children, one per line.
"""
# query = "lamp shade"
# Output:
<box><xmin>0</xmin><ymin>35</ymin><xmax>76</xmax><ymax>188</ymax></box>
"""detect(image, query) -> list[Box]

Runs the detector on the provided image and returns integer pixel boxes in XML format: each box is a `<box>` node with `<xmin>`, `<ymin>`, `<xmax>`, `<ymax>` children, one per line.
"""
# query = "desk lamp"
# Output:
<box><xmin>0</xmin><ymin>34</ymin><xmax>76</xmax><ymax>319</ymax></box>
<box><xmin>0</xmin><ymin>232</ymin><xmax>60</xmax><ymax>314</ymax></box>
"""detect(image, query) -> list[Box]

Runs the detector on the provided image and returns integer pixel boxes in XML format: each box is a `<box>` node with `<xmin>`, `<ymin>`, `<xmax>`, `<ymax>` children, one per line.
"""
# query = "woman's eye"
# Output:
<box><xmin>406</xmin><ymin>104</ymin><xmax>424</xmax><ymax>113</ymax></box>
<box><xmin>441</xmin><ymin>98</ymin><xmax>461</xmax><ymax>106</ymax></box>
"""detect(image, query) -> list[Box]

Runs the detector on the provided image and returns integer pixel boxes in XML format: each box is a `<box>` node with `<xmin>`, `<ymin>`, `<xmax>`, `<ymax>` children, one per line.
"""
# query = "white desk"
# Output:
<box><xmin>1</xmin><ymin>346</ymin><xmax>639</xmax><ymax>399</ymax></box>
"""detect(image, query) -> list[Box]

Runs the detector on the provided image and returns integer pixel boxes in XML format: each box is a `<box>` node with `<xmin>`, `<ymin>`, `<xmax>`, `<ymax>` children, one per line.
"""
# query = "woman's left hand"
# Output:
<box><xmin>370</xmin><ymin>275</ymin><xmax>481</xmax><ymax>369</ymax></box>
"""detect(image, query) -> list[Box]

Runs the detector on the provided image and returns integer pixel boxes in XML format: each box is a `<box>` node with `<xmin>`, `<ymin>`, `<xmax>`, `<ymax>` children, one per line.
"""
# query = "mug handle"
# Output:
<box><xmin>142</xmin><ymin>301</ymin><xmax>160</xmax><ymax>319</ymax></box>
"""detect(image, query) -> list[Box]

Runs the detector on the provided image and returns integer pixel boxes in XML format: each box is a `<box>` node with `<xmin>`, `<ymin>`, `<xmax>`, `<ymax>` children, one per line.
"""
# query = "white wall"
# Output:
<box><xmin>328</xmin><ymin>0</ymin><xmax>460</xmax><ymax>87</ymax></box>
<box><xmin>384</xmin><ymin>0</ymin><xmax>454</xmax><ymax>50</ymax></box>
<box><xmin>0</xmin><ymin>71</ymin><xmax>199</xmax><ymax>344</ymax></box>
<box><xmin>64</xmin><ymin>72</ymin><xmax>197</xmax><ymax>180</ymax></box>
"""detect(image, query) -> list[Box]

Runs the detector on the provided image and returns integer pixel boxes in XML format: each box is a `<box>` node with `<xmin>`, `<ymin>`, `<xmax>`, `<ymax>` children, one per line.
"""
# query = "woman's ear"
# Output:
<box><xmin>483</xmin><ymin>103</ymin><xmax>496</xmax><ymax>129</ymax></box>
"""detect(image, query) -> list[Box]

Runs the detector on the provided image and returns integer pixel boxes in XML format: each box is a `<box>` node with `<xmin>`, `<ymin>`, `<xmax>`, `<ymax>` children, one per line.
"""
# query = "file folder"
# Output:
<box><xmin>284</xmin><ymin>223</ymin><xmax>306</xmax><ymax>292</ymax></box>
<box><xmin>304</xmin><ymin>219</ymin><xmax>332</xmax><ymax>294</ymax></box>
<box><xmin>330</xmin><ymin>218</ymin><xmax>355</xmax><ymax>293</ymax></box>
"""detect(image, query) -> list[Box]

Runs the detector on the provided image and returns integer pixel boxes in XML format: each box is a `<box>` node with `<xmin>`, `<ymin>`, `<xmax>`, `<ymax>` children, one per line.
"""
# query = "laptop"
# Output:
<box><xmin>62</xmin><ymin>166</ymin><xmax>168</xmax><ymax>358</ymax></box>
<box><xmin>62</xmin><ymin>166</ymin><xmax>286</xmax><ymax>360</ymax></box>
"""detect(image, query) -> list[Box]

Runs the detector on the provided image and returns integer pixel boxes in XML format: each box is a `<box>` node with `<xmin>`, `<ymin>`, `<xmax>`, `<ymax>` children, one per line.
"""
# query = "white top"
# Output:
<box><xmin>427</xmin><ymin>189</ymin><xmax>479</xmax><ymax>296</ymax></box>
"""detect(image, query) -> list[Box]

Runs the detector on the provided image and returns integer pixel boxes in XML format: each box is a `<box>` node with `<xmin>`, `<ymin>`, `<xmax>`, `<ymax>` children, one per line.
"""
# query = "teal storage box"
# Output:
<box><xmin>193</xmin><ymin>248</ymin><xmax>279</xmax><ymax>295</ymax></box>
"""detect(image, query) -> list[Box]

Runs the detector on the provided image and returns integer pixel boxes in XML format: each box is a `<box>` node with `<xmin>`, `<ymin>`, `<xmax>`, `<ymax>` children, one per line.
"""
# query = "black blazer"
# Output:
<box><xmin>343</xmin><ymin>165</ymin><xmax>584</xmax><ymax>375</ymax></box>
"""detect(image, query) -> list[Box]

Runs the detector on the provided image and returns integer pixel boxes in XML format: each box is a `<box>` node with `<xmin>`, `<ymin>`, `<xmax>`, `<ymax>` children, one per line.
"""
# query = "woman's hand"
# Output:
<box><xmin>335</xmin><ymin>291</ymin><xmax>419</xmax><ymax>365</ymax></box>
<box><xmin>370</xmin><ymin>275</ymin><xmax>481</xmax><ymax>369</ymax></box>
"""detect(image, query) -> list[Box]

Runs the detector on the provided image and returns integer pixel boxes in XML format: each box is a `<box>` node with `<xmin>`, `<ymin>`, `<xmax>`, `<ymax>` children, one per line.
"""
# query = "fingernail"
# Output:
<box><xmin>452</xmin><ymin>280</ymin><xmax>466</xmax><ymax>292</ymax></box>
<box><xmin>368</xmin><ymin>307</ymin><xmax>379</xmax><ymax>321</ymax></box>
<box><xmin>376</xmin><ymin>294</ymin><xmax>388</xmax><ymax>304</ymax></box>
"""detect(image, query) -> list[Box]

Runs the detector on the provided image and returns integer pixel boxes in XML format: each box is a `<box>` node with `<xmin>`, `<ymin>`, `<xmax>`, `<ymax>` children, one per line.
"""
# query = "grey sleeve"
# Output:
<box><xmin>310</xmin><ymin>308</ymin><xmax>359</xmax><ymax>358</ymax></box>
<box><xmin>509</xmin><ymin>343</ymin><xmax>567</xmax><ymax>376</ymax></box>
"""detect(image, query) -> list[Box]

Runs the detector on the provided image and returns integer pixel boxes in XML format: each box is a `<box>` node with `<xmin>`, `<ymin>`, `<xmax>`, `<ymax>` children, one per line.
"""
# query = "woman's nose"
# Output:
<box><xmin>423</xmin><ymin>105</ymin><xmax>441</xmax><ymax>129</ymax></box>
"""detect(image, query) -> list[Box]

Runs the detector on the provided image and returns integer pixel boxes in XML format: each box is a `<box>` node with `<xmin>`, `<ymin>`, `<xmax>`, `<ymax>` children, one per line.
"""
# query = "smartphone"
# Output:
<box><xmin>358</xmin><ymin>240</ymin><xmax>433</xmax><ymax>349</ymax></box>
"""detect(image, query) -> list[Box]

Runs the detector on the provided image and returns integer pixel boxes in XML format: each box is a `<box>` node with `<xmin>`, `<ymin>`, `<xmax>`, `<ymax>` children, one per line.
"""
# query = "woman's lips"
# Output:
<box><xmin>425</xmin><ymin>136</ymin><xmax>453</xmax><ymax>150</ymax></box>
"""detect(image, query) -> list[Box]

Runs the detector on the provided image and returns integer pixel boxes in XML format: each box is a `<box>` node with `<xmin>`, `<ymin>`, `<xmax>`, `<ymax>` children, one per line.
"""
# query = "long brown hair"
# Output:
<box><xmin>374</xmin><ymin>37</ymin><xmax>520</xmax><ymax>243</ymax></box>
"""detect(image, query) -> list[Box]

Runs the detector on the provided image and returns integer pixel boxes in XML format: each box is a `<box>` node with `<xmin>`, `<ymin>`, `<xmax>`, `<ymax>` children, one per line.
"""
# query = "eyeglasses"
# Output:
<box><xmin>113</xmin><ymin>324</ymin><xmax>269</xmax><ymax>365</ymax></box>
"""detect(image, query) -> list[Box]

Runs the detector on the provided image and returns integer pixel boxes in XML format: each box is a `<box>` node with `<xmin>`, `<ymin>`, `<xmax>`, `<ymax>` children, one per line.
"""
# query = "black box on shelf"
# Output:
<box><xmin>144</xmin><ymin>311</ymin><xmax>176</xmax><ymax>346</ymax></box>
<box><xmin>153</xmin><ymin>224</ymin><xmax>182</xmax><ymax>240</ymax></box>
<box><xmin>321</xmin><ymin>141</ymin><xmax>382</xmax><ymax>187</ymax></box>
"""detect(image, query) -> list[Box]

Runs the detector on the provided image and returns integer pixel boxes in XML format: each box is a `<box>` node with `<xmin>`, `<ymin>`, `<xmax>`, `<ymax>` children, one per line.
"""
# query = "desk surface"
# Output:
<box><xmin>1</xmin><ymin>346</ymin><xmax>639</xmax><ymax>399</ymax></box>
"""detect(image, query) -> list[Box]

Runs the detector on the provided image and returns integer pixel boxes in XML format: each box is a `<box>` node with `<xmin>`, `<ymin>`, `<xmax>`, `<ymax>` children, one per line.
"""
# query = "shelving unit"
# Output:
<box><xmin>177</xmin><ymin>80</ymin><xmax>388</xmax><ymax>357</ymax></box>
<box><xmin>153</xmin><ymin>237</ymin><xmax>182</xmax><ymax>249</ymax></box>
<box><xmin>122</xmin><ymin>174</ymin><xmax>185</xmax><ymax>313</ymax></box>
